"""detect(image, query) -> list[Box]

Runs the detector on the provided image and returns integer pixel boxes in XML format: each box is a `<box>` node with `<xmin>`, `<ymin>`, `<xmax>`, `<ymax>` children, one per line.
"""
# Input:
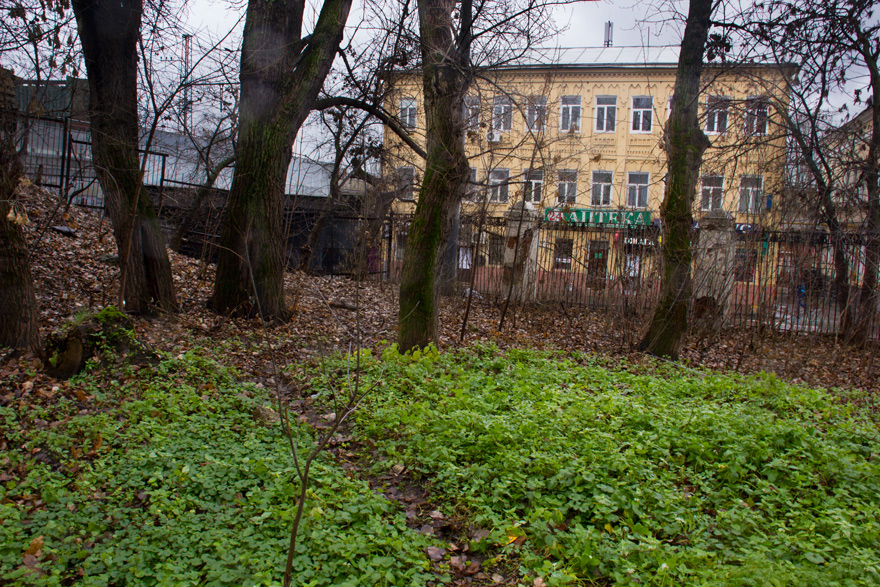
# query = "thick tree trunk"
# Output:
<box><xmin>209</xmin><ymin>0</ymin><xmax>351</xmax><ymax>320</ymax></box>
<box><xmin>0</xmin><ymin>67</ymin><xmax>39</xmax><ymax>351</ymax></box>
<box><xmin>398</xmin><ymin>0</ymin><xmax>471</xmax><ymax>352</ymax></box>
<box><xmin>639</xmin><ymin>0</ymin><xmax>712</xmax><ymax>359</ymax></box>
<box><xmin>72</xmin><ymin>0</ymin><xmax>177</xmax><ymax>314</ymax></box>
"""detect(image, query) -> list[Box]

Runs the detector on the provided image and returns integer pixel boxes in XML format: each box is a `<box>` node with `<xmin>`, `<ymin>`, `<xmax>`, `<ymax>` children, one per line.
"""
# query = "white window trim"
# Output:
<box><xmin>705</xmin><ymin>96</ymin><xmax>730</xmax><ymax>135</ymax></box>
<box><xmin>594</xmin><ymin>96</ymin><xmax>616</xmax><ymax>133</ymax></box>
<box><xmin>739</xmin><ymin>175</ymin><xmax>763</xmax><ymax>214</ymax></box>
<box><xmin>591</xmin><ymin>171</ymin><xmax>614</xmax><ymax>207</ymax></box>
<box><xmin>557</xmin><ymin>169</ymin><xmax>578</xmax><ymax>205</ymax></box>
<box><xmin>700</xmin><ymin>175</ymin><xmax>725</xmax><ymax>211</ymax></box>
<box><xmin>560</xmin><ymin>95</ymin><xmax>582</xmax><ymax>133</ymax></box>
<box><xmin>399</xmin><ymin>97</ymin><xmax>417</xmax><ymax>130</ymax></box>
<box><xmin>526</xmin><ymin>96</ymin><xmax>547</xmax><ymax>132</ymax></box>
<box><xmin>492</xmin><ymin>96</ymin><xmax>513</xmax><ymax>132</ymax></box>
<box><xmin>489</xmin><ymin>168</ymin><xmax>510</xmax><ymax>203</ymax></box>
<box><xmin>627</xmin><ymin>172</ymin><xmax>650</xmax><ymax>208</ymax></box>
<box><xmin>744</xmin><ymin>97</ymin><xmax>769</xmax><ymax>136</ymax></box>
<box><xmin>631</xmin><ymin>96</ymin><xmax>654</xmax><ymax>134</ymax></box>
<box><xmin>523</xmin><ymin>169</ymin><xmax>544</xmax><ymax>203</ymax></box>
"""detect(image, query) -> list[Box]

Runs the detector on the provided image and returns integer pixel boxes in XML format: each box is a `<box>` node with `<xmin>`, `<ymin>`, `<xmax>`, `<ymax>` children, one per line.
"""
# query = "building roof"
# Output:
<box><xmin>504</xmin><ymin>46</ymin><xmax>681</xmax><ymax>69</ymax></box>
<box><xmin>496</xmin><ymin>45</ymin><xmax>790</xmax><ymax>72</ymax></box>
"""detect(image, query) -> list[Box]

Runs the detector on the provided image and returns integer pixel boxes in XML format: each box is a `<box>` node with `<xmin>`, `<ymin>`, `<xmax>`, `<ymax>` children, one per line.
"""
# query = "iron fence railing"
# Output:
<box><xmin>388</xmin><ymin>212</ymin><xmax>880</xmax><ymax>339</ymax></box>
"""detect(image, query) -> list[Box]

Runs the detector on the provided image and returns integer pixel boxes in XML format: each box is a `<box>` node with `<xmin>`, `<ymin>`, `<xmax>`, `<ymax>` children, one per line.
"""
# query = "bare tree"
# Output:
<box><xmin>0</xmin><ymin>66</ymin><xmax>39</xmax><ymax>351</ymax></box>
<box><xmin>735</xmin><ymin>0</ymin><xmax>880</xmax><ymax>343</ymax></box>
<box><xmin>71</xmin><ymin>0</ymin><xmax>178</xmax><ymax>314</ymax></box>
<box><xmin>208</xmin><ymin>0</ymin><xmax>353</xmax><ymax>320</ymax></box>
<box><xmin>639</xmin><ymin>0</ymin><xmax>713</xmax><ymax>358</ymax></box>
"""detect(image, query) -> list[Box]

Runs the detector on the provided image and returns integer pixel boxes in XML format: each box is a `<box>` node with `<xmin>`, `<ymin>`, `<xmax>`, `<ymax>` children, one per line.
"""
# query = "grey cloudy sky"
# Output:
<box><xmin>186</xmin><ymin>0</ymin><xmax>685</xmax><ymax>50</ymax></box>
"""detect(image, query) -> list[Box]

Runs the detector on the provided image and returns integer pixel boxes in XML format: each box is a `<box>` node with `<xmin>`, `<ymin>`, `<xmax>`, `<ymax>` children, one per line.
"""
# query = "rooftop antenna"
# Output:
<box><xmin>604</xmin><ymin>21</ymin><xmax>613</xmax><ymax>48</ymax></box>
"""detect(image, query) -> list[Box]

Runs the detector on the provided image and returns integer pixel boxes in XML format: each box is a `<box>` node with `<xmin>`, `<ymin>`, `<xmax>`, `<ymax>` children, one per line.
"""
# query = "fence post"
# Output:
<box><xmin>692</xmin><ymin>209</ymin><xmax>735</xmax><ymax>332</ymax></box>
<box><xmin>502</xmin><ymin>200</ymin><xmax>539</xmax><ymax>303</ymax></box>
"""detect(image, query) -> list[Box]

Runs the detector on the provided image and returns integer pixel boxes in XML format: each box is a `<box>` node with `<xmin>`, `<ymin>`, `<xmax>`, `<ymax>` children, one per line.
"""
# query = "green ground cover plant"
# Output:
<box><xmin>0</xmin><ymin>351</ymin><xmax>436</xmax><ymax>586</ymax></box>
<box><xmin>343</xmin><ymin>344</ymin><xmax>880</xmax><ymax>586</ymax></box>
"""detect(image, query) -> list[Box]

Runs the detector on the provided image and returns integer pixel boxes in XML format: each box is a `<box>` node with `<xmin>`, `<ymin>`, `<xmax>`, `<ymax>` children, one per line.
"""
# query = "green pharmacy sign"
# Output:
<box><xmin>544</xmin><ymin>208</ymin><xmax>652</xmax><ymax>226</ymax></box>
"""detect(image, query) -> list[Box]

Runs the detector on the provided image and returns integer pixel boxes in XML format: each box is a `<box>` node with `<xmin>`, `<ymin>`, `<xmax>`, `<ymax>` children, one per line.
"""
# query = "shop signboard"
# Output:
<box><xmin>544</xmin><ymin>208</ymin><xmax>652</xmax><ymax>226</ymax></box>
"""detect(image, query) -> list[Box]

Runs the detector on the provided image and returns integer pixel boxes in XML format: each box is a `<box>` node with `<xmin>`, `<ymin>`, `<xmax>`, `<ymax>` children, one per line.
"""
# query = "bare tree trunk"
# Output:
<box><xmin>639</xmin><ymin>0</ymin><xmax>712</xmax><ymax>358</ymax></box>
<box><xmin>0</xmin><ymin>67</ymin><xmax>39</xmax><ymax>351</ymax></box>
<box><xmin>398</xmin><ymin>0</ymin><xmax>471</xmax><ymax>352</ymax></box>
<box><xmin>209</xmin><ymin>0</ymin><xmax>351</xmax><ymax>320</ymax></box>
<box><xmin>72</xmin><ymin>0</ymin><xmax>177</xmax><ymax>314</ymax></box>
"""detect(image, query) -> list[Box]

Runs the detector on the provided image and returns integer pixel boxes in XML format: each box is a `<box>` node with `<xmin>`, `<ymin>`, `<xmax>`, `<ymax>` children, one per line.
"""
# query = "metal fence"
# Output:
<box><xmin>387</xmin><ymin>212</ymin><xmax>880</xmax><ymax>339</ymax></box>
<box><xmin>16</xmin><ymin>114</ymin><xmax>168</xmax><ymax>208</ymax></box>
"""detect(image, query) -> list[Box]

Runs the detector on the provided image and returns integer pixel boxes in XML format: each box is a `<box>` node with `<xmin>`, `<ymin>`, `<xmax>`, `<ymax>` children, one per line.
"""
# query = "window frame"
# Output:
<box><xmin>492</xmin><ymin>95</ymin><xmax>513</xmax><ymax>132</ymax></box>
<box><xmin>627</xmin><ymin>171</ymin><xmax>649</xmax><ymax>208</ymax></box>
<box><xmin>594</xmin><ymin>95</ymin><xmax>616</xmax><ymax>133</ymax></box>
<box><xmin>705</xmin><ymin>96</ymin><xmax>730</xmax><ymax>134</ymax></box>
<box><xmin>554</xmin><ymin>238</ymin><xmax>574</xmax><ymax>271</ymax></box>
<box><xmin>557</xmin><ymin>169</ymin><xmax>578</xmax><ymax>205</ymax></box>
<box><xmin>526</xmin><ymin>95</ymin><xmax>548</xmax><ymax>132</ymax></box>
<box><xmin>523</xmin><ymin>169</ymin><xmax>544</xmax><ymax>203</ymax></box>
<box><xmin>738</xmin><ymin>175</ymin><xmax>763</xmax><ymax>214</ymax></box>
<box><xmin>591</xmin><ymin>170</ymin><xmax>614</xmax><ymax>206</ymax></box>
<box><xmin>488</xmin><ymin>233</ymin><xmax>505</xmax><ymax>266</ymax></box>
<box><xmin>700</xmin><ymin>175</ymin><xmax>725</xmax><ymax>211</ymax></box>
<box><xmin>489</xmin><ymin>168</ymin><xmax>510</xmax><ymax>203</ymax></box>
<box><xmin>631</xmin><ymin>96</ymin><xmax>653</xmax><ymax>133</ymax></box>
<box><xmin>560</xmin><ymin>95</ymin><xmax>582</xmax><ymax>133</ymax></box>
<box><xmin>744</xmin><ymin>98</ymin><xmax>769</xmax><ymax>136</ymax></box>
<box><xmin>398</xmin><ymin>97</ymin><xmax>417</xmax><ymax>130</ymax></box>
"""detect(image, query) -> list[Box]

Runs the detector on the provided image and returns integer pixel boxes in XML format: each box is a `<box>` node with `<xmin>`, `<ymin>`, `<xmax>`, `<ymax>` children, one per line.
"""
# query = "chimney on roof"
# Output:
<box><xmin>604</xmin><ymin>21</ymin><xmax>613</xmax><ymax>47</ymax></box>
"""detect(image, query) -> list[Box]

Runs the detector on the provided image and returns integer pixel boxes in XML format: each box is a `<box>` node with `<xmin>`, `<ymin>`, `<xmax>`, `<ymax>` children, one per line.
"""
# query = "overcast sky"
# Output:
<box><xmin>185</xmin><ymin>0</ymin><xmax>685</xmax><ymax>51</ymax></box>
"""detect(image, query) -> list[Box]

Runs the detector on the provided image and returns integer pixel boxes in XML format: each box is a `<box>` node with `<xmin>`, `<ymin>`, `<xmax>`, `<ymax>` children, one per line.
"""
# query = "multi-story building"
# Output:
<box><xmin>383</xmin><ymin>46</ymin><xmax>796</xmax><ymax>301</ymax></box>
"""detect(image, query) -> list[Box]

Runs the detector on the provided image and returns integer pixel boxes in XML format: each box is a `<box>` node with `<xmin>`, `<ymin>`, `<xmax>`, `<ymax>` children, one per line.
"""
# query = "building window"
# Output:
<box><xmin>464</xmin><ymin>95</ymin><xmax>480</xmax><ymax>130</ymax></box>
<box><xmin>591</xmin><ymin>171</ymin><xmax>613</xmax><ymax>206</ymax></box>
<box><xmin>526</xmin><ymin>95</ymin><xmax>547</xmax><ymax>132</ymax></box>
<box><xmin>744</xmin><ymin>98</ymin><xmax>769</xmax><ymax>135</ymax></box>
<box><xmin>488</xmin><ymin>234</ymin><xmax>504</xmax><ymax>266</ymax></box>
<box><xmin>489</xmin><ymin>168</ymin><xmax>509</xmax><ymax>202</ymax></box>
<box><xmin>399</xmin><ymin>97</ymin><xmax>417</xmax><ymax>130</ymax></box>
<box><xmin>595</xmin><ymin>96</ymin><xmax>616</xmax><ymax>132</ymax></box>
<box><xmin>700</xmin><ymin>175</ymin><xmax>725</xmax><ymax>211</ymax></box>
<box><xmin>466</xmin><ymin>167</ymin><xmax>479</xmax><ymax>201</ymax></box>
<box><xmin>557</xmin><ymin>170</ymin><xmax>578</xmax><ymax>204</ymax></box>
<box><xmin>627</xmin><ymin>172</ymin><xmax>649</xmax><ymax>208</ymax></box>
<box><xmin>492</xmin><ymin>95</ymin><xmax>512</xmax><ymax>131</ymax></box>
<box><xmin>734</xmin><ymin>248</ymin><xmax>758</xmax><ymax>282</ymax></box>
<box><xmin>523</xmin><ymin>169</ymin><xmax>543</xmax><ymax>203</ymax></box>
<box><xmin>739</xmin><ymin>176</ymin><xmax>763</xmax><ymax>213</ymax></box>
<box><xmin>554</xmin><ymin>238</ymin><xmax>573</xmax><ymax>270</ymax></box>
<box><xmin>560</xmin><ymin>95</ymin><xmax>581</xmax><ymax>132</ymax></box>
<box><xmin>705</xmin><ymin>96</ymin><xmax>729</xmax><ymax>134</ymax></box>
<box><xmin>397</xmin><ymin>166</ymin><xmax>415</xmax><ymax>200</ymax></box>
<box><xmin>631</xmin><ymin>96</ymin><xmax>653</xmax><ymax>132</ymax></box>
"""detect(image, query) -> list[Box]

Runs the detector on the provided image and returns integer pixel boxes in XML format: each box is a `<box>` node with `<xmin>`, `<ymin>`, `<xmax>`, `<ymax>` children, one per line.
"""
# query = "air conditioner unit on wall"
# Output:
<box><xmin>486</xmin><ymin>130</ymin><xmax>500</xmax><ymax>142</ymax></box>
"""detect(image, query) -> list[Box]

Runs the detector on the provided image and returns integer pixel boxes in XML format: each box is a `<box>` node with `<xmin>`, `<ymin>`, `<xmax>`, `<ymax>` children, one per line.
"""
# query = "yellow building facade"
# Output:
<box><xmin>383</xmin><ymin>46</ymin><xmax>795</xmax><ymax>299</ymax></box>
